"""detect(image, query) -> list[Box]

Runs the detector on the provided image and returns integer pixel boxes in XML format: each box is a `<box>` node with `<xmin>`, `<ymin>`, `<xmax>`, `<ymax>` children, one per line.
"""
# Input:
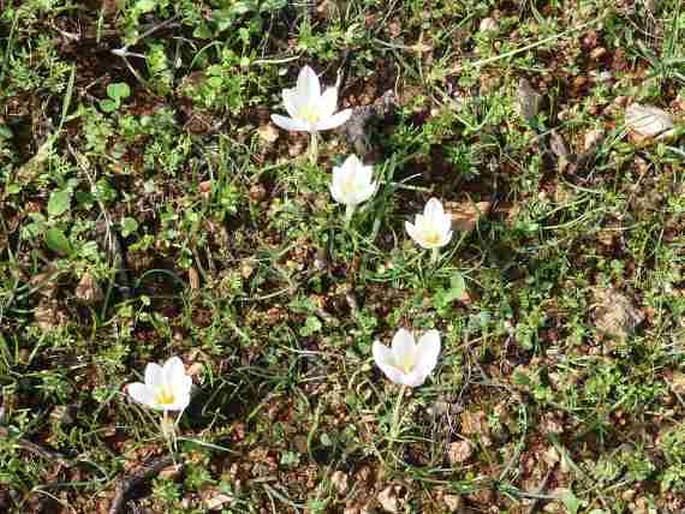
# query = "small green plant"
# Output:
<box><xmin>99</xmin><ymin>82</ymin><xmax>131</xmax><ymax>112</ymax></box>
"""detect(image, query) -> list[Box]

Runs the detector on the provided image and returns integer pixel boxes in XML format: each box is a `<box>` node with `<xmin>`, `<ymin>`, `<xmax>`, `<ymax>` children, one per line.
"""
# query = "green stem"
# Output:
<box><xmin>344</xmin><ymin>204</ymin><xmax>355</xmax><ymax>225</ymax></box>
<box><xmin>389</xmin><ymin>386</ymin><xmax>406</xmax><ymax>442</ymax></box>
<box><xmin>430</xmin><ymin>247</ymin><xmax>440</xmax><ymax>264</ymax></box>
<box><xmin>161</xmin><ymin>410</ymin><xmax>178</xmax><ymax>452</ymax></box>
<box><xmin>384</xmin><ymin>386</ymin><xmax>408</xmax><ymax>468</ymax></box>
<box><xmin>309</xmin><ymin>131</ymin><xmax>318</xmax><ymax>165</ymax></box>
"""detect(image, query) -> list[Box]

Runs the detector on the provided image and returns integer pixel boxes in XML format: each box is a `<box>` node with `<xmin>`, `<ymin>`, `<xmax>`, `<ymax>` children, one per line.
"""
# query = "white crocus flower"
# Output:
<box><xmin>271</xmin><ymin>65</ymin><xmax>352</xmax><ymax>163</ymax></box>
<box><xmin>405</xmin><ymin>198</ymin><xmax>453</xmax><ymax>261</ymax></box>
<box><xmin>127</xmin><ymin>356</ymin><xmax>192</xmax><ymax>413</ymax></box>
<box><xmin>372</xmin><ymin>329</ymin><xmax>441</xmax><ymax>387</ymax></box>
<box><xmin>330</xmin><ymin>154</ymin><xmax>377</xmax><ymax>220</ymax></box>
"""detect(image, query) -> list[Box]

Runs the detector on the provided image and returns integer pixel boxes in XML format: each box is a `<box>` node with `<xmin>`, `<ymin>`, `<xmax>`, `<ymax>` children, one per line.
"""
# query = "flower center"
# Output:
<box><xmin>154</xmin><ymin>384</ymin><xmax>176</xmax><ymax>406</ymax></box>
<box><xmin>396</xmin><ymin>353</ymin><xmax>416</xmax><ymax>374</ymax></box>
<box><xmin>299</xmin><ymin>103</ymin><xmax>320</xmax><ymax>124</ymax></box>
<box><xmin>342</xmin><ymin>177</ymin><xmax>357</xmax><ymax>196</ymax></box>
<box><xmin>423</xmin><ymin>230</ymin><xmax>442</xmax><ymax>246</ymax></box>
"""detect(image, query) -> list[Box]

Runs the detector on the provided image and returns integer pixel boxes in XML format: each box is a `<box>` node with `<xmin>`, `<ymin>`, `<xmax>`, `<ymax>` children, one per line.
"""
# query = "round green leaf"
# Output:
<box><xmin>121</xmin><ymin>217</ymin><xmax>139</xmax><ymax>237</ymax></box>
<box><xmin>47</xmin><ymin>189</ymin><xmax>71</xmax><ymax>217</ymax></box>
<box><xmin>45</xmin><ymin>227</ymin><xmax>72</xmax><ymax>255</ymax></box>
<box><xmin>106</xmin><ymin>82</ymin><xmax>131</xmax><ymax>101</ymax></box>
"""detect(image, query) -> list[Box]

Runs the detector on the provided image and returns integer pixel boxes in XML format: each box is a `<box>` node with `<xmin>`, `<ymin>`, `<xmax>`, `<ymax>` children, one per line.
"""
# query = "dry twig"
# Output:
<box><xmin>0</xmin><ymin>426</ymin><xmax>70</xmax><ymax>466</ymax></box>
<box><xmin>108</xmin><ymin>454</ymin><xmax>181</xmax><ymax>514</ymax></box>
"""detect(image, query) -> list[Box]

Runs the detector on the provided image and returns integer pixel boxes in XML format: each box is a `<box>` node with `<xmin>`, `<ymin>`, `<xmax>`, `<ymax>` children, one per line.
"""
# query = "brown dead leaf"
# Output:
<box><xmin>187</xmin><ymin>362</ymin><xmax>204</xmax><ymax>377</ymax></box>
<box><xmin>331</xmin><ymin>470</ymin><xmax>349</xmax><ymax>495</ymax></box>
<box><xmin>460</xmin><ymin>410</ymin><xmax>490</xmax><ymax>445</ymax></box>
<box><xmin>199</xmin><ymin>180</ymin><xmax>212</xmax><ymax>199</ymax></box>
<box><xmin>258</xmin><ymin>123</ymin><xmax>279</xmax><ymax>145</ymax></box>
<box><xmin>30</xmin><ymin>267</ymin><xmax>60</xmax><ymax>298</ymax></box>
<box><xmin>668</xmin><ymin>371</ymin><xmax>685</xmax><ymax>396</ymax></box>
<box><xmin>592</xmin><ymin>288</ymin><xmax>644</xmax><ymax>340</ymax></box>
<box><xmin>447</xmin><ymin>440</ymin><xmax>473</xmax><ymax>464</ymax></box>
<box><xmin>202</xmin><ymin>487</ymin><xmax>233</xmax><ymax>511</ymax></box>
<box><xmin>583</xmin><ymin>128</ymin><xmax>605</xmax><ymax>150</ymax></box>
<box><xmin>101</xmin><ymin>0</ymin><xmax>118</xmax><ymax>15</ymax></box>
<box><xmin>443</xmin><ymin>494</ymin><xmax>462</xmax><ymax>511</ymax></box>
<box><xmin>517</xmin><ymin>78</ymin><xmax>541</xmax><ymax>123</ymax></box>
<box><xmin>158</xmin><ymin>463</ymin><xmax>183</xmax><ymax>480</ymax></box>
<box><xmin>549</xmin><ymin>129</ymin><xmax>569</xmax><ymax>158</ymax></box>
<box><xmin>549</xmin><ymin>129</ymin><xmax>570</xmax><ymax>172</ymax></box>
<box><xmin>188</xmin><ymin>268</ymin><xmax>200</xmax><ymax>291</ymax></box>
<box><xmin>377</xmin><ymin>485</ymin><xmax>403</xmax><ymax>513</ymax></box>
<box><xmin>34</xmin><ymin>299</ymin><xmax>66</xmax><ymax>331</ymax></box>
<box><xmin>447</xmin><ymin>200</ymin><xmax>491</xmax><ymax>233</ymax></box>
<box><xmin>75</xmin><ymin>272</ymin><xmax>103</xmax><ymax>304</ymax></box>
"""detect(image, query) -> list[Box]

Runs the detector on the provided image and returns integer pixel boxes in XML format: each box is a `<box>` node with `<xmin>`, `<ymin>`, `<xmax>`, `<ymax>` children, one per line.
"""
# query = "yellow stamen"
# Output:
<box><xmin>423</xmin><ymin>231</ymin><xmax>442</xmax><ymax>246</ymax></box>
<box><xmin>397</xmin><ymin>353</ymin><xmax>415</xmax><ymax>374</ymax></box>
<box><xmin>154</xmin><ymin>384</ymin><xmax>176</xmax><ymax>406</ymax></box>
<box><xmin>299</xmin><ymin>104</ymin><xmax>320</xmax><ymax>124</ymax></box>
<box><xmin>342</xmin><ymin>177</ymin><xmax>357</xmax><ymax>195</ymax></box>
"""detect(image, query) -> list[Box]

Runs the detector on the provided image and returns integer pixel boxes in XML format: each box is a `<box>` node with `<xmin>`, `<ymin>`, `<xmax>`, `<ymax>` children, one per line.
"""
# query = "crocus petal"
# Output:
<box><xmin>332</xmin><ymin>164</ymin><xmax>347</xmax><ymax>185</ymax></box>
<box><xmin>400</xmin><ymin>369</ymin><xmax>430</xmax><ymax>388</ymax></box>
<box><xmin>169</xmin><ymin>393</ymin><xmax>190</xmax><ymax>412</ymax></box>
<box><xmin>367</xmin><ymin>181</ymin><xmax>379</xmax><ymax>199</ymax></box>
<box><xmin>283</xmin><ymin>88</ymin><xmax>302</xmax><ymax>119</ymax></box>
<box><xmin>440</xmin><ymin>214</ymin><xmax>452</xmax><ymax>235</ymax></box>
<box><xmin>372</xmin><ymin>340</ymin><xmax>393</xmax><ymax>368</ymax></box>
<box><xmin>172</xmin><ymin>374</ymin><xmax>193</xmax><ymax>402</ymax></box>
<box><xmin>314</xmin><ymin>109</ymin><xmax>352</xmax><ymax>131</ymax></box>
<box><xmin>358</xmin><ymin>164</ymin><xmax>374</xmax><ymax>184</ymax></box>
<box><xmin>180</xmin><ymin>375</ymin><xmax>193</xmax><ymax>396</ymax></box>
<box><xmin>391</xmin><ymin>328</ymin><xmax>416</xmax><ymax>361</ymax></box>
<box><xmin>331</xmin><ymin>169</ymin><xmax>350</xmax><ymax>203</ymax></box>
<box><xmin>144</xmin><ymin>363</ymin><xmax>163</xmax><ymax>387</ymax></box>
<box><xmin>441</xmin><ymin>230</ymin><xmax>453</xmax><ymax>246</ymax></box>
<box><xmin>163</xmin><ymin>356</ymin><xmax>186</xmax><ymax>384</ymax></box>
<box><xmin>168</xmin><ymin>384</ymin><xmax>191</xmax><ymax>411</ymax></box>
<box><xmin>320</xmin><ymin>87</ymin><xmax>339</xmax><ymax>118</ymax></box>
<box><xmin>355</xmin><ymin>183</ymin><xmax>377</xmax><ymax>204</ymax></box>
<box><xmin>341</xmin><ymin>153</ymin><xmax>361</xmax><ymax>171</ymax></box>
<box><xmin>271</xmin><ymin>114</ymin><xmax>310</xmax><ymax>132</ymax></box>
<box><xmin>405</xmin><ymin>221</ymin><xmax>420</xmax><ymax>244</ymax></box>
<box><xmin>330</xmin><ymin>183</ymin><xmax>343</xmax><ymax>204</ymax></box>
<box><xmin>297</xmin><ymin>66</ymin><xmax>321</xmax><ymax>103</ymax></box>
<box><xmin>372</xmin><ymin>341</ymin><xmax>406</xmax><ymax>385</ymax></box>
<box><xmin>409</xmin><ymin>218</ymin><xmax>436</xmax><ymax>249</ymax></box>
<box><xmin>424</xmin><ymin>198</ymin><xmax>444</xmax><ymax>220</ymax></box>
<box><xmin>127</xmin><ymin>382</ymin><xmax>152</xmax><ymax>406</ymax></box>
<box><xmin>415</xmin><ymin>330</ymin><xmax>441</xmax><ymax>376</ymax></box>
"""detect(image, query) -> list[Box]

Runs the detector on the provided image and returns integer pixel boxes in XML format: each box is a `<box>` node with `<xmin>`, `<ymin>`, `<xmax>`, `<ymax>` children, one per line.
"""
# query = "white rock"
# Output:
<box><xmin>258</xmin><ymin>123</ymin><xmax>279</xmax><ymax>144</ymax></box>
<box><xmin>583</xmin><ymin>128</ymin><xmax>605</xmax><ymax>150</ymax></box>
<box><xmin>625</xmin><ymin>103</ymin><xmax>675</xmax><ymax>140</ymax></box>
<box><xmin>447</xmin><ymin>440</ymin><xmax>473</xmax><ymax>464</ymax></box>
<box><xmin>331</xmin><ymin>470</ymin><xmax>349</xmax><ymax>495</ymax></box>
<box><xmin>443</xmin><ymin>494</ymin><xmax>462</xmax><ymax>512</ymax></box>
<box><xmin>479</xmin><ymin>17</ymin><xmax>498</xmax><ymax>33</ymax></box>
<box><xmin>377</xmin><ymin>485</ymin><xmax>401</xmax><ymax>513</ymax></box>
